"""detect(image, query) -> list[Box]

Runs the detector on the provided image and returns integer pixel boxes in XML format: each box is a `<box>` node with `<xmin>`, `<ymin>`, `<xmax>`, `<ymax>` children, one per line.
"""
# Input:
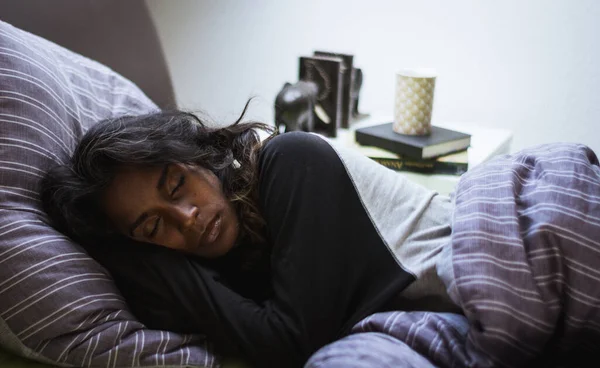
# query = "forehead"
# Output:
<box><xmin>112</xmin><ymin>165</ymin><xmax>163</xmax><ymax>185</ymax></box>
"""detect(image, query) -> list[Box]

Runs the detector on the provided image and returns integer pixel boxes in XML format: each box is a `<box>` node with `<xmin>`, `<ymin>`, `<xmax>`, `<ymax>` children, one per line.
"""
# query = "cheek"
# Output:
<box><xmin>156</xmin><ymin>225</ymin><xmax>187</xmax><ymax>251</ymax></box>
<box><xmin>189</xmin><ymin>179</ymin><xmax>227</xmax><ymax>205</ymax></box>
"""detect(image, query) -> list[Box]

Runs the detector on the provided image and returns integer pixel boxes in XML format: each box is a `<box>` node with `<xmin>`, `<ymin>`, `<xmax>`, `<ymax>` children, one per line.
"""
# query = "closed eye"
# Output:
<box><xmin>170</xmin><ymin>174</ymin><xmax>185</xmax><ymax>197</ymax></box>
<box><xmin>149</xmin><ymin>217</ymin><xmax>160</xmax><ymax>238</ymax></box>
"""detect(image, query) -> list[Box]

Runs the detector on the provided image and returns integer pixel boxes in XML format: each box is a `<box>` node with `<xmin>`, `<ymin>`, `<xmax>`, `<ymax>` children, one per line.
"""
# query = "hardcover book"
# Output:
<box><xmin>355</xmin><ymin>123</ymin><xmax>471</xmax><ymax>159</ymax></box>
<box><xmin>299</xmin><ymin>55</ymin><xmax>344</xmax><ymax>137</ymax></box>
<box><xmin>355</xmin><ymin>145</ymin><xmax>468</xmax><ymax>176</ymax></box>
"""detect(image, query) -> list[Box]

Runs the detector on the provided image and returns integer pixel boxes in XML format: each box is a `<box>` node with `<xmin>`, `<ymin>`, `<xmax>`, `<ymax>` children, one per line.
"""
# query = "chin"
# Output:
<box><xmin>208</xmin><ymin>241</ymin><xmax>235</xmax><ymax>258</ymax></box>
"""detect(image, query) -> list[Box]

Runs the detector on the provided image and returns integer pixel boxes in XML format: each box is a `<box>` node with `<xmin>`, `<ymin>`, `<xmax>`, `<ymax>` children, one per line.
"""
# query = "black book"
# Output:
<box><xmin>299</xmin><ymin>55</ymin><xmax>344</xmax><ymax>137</ymax></box>
<box><xmin>355</xmin><ymin>123</ymin><xmax>471</xmax><ymax>160</ymax></box>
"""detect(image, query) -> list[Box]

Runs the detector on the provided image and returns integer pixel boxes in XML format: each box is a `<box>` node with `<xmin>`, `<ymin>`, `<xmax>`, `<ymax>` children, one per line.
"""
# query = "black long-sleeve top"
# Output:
<box><xmin>89</xmin><ymin>132</ymin><xmax>418</xmax><ymax>367</ymax></box>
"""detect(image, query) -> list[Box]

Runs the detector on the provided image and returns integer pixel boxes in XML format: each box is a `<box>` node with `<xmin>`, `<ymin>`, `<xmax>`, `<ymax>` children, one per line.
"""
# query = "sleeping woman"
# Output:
<box><xmin>40</xmin><ymin>102</ymin><xmax>600</xmax><ymax>368</ymax></box>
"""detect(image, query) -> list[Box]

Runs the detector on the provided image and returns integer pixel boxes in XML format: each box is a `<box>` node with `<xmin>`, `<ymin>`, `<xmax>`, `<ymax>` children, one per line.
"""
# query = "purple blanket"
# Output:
<box><xmin>307</xmin><ymin>143</ymin><xmax>600</xmax><ymax>367</ymax></box>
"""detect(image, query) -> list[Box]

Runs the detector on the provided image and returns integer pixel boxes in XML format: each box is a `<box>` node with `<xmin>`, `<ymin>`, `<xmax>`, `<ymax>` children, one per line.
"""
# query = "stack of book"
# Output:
<box><xmin>354</xmin><ymin>122</ymin><xmax>472</xmax><ymax>175</ymax></box>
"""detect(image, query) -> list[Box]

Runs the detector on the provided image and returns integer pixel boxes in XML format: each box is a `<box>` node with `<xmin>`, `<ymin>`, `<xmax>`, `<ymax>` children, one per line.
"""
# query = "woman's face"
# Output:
<box><xmin>103</xmin><ymin>163</ymin><xmax>240</xmax><ymax>258</ymax></box>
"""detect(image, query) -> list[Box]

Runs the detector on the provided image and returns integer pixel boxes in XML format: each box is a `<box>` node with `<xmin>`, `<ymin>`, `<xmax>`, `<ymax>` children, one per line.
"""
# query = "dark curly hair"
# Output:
<box><xmin>40</xmin><ymin>101</ymin><xmax>277</xmax><ymax>249</ymax></box>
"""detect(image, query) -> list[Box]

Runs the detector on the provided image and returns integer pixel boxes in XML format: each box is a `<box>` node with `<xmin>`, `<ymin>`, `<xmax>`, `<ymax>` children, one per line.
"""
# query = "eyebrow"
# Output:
<box><xmin>128</xmin><ymin>164</ymin><xmax>169</xmax><ymax>237</ymax></box>
<box><xmin>156</xmin><ymin>164</ymin><xmax>170</xmax><ymax>191</ymax></box>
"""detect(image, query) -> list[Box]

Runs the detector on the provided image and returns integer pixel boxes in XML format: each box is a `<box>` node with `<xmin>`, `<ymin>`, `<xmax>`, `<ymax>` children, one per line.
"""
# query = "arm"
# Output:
<box><xmin>96</xmin><ymin>243</ymin><xmax>303</xmax><ymax>364</ymax></box>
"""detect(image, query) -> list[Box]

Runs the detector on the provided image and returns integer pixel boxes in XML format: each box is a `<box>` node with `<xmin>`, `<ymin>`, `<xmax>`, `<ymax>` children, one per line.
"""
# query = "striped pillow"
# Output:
<box><xmin>0</xmin><ymin>20</ymin><xmax>216</xmax><ymax>367</ymax></box>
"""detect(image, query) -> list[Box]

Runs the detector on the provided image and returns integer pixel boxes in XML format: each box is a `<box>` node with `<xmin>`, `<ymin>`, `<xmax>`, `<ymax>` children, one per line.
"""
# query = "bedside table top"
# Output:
<box><xmin>324</xmin><ymin>115</ymin><xmax>514</xmax><ymax>196</ymax></box>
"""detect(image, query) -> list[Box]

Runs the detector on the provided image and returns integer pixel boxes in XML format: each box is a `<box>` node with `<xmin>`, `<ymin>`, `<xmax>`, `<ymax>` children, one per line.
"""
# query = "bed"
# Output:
<box><xmin>1</xmin><ymin>2</ymin><xmax>599</xmax><ymax>367</ymax></box>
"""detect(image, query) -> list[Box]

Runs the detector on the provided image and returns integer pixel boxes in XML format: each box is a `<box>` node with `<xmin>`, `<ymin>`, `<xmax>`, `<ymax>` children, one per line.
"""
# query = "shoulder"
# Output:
<box><xmin>259</xmin><ymin>131</ymin><xmax>335</xmax><ymax>163</ymax></box>
<box><xmin>257</xmin><ymin>132</ymin><xmax>347</xmax><ymax>187</ymax></box>
<box><xmin>255</xmin><ymin>132</ymin><xmax>350</xmax><ymax>222</ymax></box>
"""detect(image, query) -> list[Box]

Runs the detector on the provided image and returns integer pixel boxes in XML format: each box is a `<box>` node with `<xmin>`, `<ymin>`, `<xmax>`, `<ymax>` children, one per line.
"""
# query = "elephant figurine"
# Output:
<box><xmin>274</xmin><ymin>80</ymin><xmax>320</xmax><ymax>134</ymax></box>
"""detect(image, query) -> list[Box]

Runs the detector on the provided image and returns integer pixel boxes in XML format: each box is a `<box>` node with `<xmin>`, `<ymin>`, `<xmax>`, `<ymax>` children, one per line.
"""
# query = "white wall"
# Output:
<box><xmin>146</xmin><ymin>0</ymin><xmax>600</xmax><ymax>154</ymax></box>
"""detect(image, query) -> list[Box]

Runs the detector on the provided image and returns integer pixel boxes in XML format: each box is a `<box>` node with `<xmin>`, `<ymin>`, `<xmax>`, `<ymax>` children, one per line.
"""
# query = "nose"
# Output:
<box><xmin>169</xmin><ymin>203</ymin><xmax>199</xmax><ymax>233</ymax></box>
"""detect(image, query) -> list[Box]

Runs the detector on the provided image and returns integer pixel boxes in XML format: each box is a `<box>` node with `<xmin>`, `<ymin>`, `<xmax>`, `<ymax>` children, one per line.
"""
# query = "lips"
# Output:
<box><xmin>201</xmin><ymin>214</ymin><xmax>221</xmax><ymax>245</ymax></box>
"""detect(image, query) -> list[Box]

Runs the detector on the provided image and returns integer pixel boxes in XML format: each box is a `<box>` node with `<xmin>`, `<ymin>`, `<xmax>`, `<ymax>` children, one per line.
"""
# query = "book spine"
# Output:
<box><xmin>369</xmin><ymin>157</ymin><xmax>468</xmax><ymax>176</ymax></box>
<box><xmin>355</xmin><ymin>129</ymin><xmax>423</xmax><ymax>158</ymax></box>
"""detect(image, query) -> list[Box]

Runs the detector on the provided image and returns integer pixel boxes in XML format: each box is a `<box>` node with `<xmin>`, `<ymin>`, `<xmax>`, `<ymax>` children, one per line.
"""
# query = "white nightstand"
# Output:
<box><xmin>325</xmin><ymin>115</ymin><xmax>513</xmax><ymax>196</ymax></box>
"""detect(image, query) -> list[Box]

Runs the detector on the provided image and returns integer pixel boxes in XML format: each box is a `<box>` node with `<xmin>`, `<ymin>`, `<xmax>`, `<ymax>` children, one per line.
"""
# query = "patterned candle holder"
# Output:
<box><xmin>393</xmin><ymin>69</ymin><xmax>437</xmax><ymax>136</ymax></box>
